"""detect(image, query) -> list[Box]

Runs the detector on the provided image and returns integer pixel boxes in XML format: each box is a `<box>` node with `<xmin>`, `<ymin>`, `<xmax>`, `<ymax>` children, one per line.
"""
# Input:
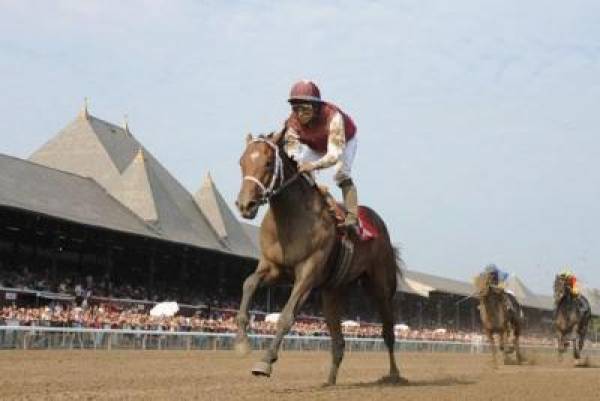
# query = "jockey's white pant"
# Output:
<box><xmin>292</xmin><ymin>137</ymin><xmax>357</xmax><ymax>185</ymax></box>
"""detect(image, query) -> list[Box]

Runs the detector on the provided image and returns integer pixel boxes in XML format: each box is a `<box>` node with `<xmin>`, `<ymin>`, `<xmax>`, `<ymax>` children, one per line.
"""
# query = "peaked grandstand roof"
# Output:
<box><xmin>110</xmin><ymin>148</ymin><xmax>158</xmax><ymax>222</ymax></box>
<box><xmin>194</xmin><ymin>173</ymin><xmax>258</xmax><ymax>258</ymax></box>
<box><xmin>505</xmin><ymin>275</ymin><xmax>547</xmax><ymax>309</ymax></box>
<box><xmin>241</xmin><ymin>222</ymin><xmax>260</xmax><ymax>251</ymax></box>
<box><xmin>0</xmin><ymin>154</ymin><xmax>161</xmax><ymax>238</ymax></box>
<box><xmin>28</xmin><ymin>108</ymin><xmax>257</xmax><ymax>257</ymax></box>
<box><xmin>404</xmin><ymin>269</ymin><xmax>475</xmax><ymax>297</ymax></box>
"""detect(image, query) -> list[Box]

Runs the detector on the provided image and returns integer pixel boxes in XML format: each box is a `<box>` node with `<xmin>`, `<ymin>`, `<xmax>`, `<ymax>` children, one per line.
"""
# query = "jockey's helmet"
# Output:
<box><xmin>484</xmin><ymin>264</ymin><xmax>499</xmax><ymax>274</ymax></box>
<box><xmin>560</xmin><ymin>268</ymin><xmax>574</xmax><ymax>277</ymax></box>
<box><xmin>288</xmin><ymin>80</ymin><xmax>322</xmax><ymax>104</ymax></box>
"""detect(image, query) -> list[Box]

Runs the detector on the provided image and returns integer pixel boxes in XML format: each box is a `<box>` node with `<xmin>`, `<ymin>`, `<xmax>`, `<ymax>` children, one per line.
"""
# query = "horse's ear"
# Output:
<box><xmin>245</xmin><ymin>133</ymin><xmax>253</xmax><ymax>145</ymax></box>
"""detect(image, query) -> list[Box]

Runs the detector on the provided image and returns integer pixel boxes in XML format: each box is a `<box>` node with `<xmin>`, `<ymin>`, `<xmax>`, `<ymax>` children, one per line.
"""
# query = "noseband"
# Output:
<box><xmin>243</xmin><ymin>138</ymin><xmax>301</xmax><ymax>205</ymax></box>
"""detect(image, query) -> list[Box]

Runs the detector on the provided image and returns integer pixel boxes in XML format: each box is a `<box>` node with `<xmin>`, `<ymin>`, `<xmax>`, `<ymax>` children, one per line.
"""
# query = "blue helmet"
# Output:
<box><xmin>484</xmin><ymin>264</ymin><xmax>499</xmax><ymax>274</ymax></box>
<box><xmin>484</xmin><ymin>264</ymin><xmax>508</xmax><ymax>281</ymax></box>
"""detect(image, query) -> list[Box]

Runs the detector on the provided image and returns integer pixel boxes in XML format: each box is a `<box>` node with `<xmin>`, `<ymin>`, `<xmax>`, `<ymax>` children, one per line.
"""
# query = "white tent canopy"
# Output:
<box><xmin>264</xmin><ymin>313</ymin><xmax>280</xmax><ymax>323</ymax></box>
<box><xmin>149</xmin><ymin>301</ymin><xmax>179</xmax><ymax>317</ymax></box>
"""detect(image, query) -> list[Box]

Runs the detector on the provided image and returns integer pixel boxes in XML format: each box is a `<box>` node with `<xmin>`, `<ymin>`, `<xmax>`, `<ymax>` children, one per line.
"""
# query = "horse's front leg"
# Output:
<box><xmin>251</xmin><ymin>259</ymin><xmax>321</xmax><ymax>377</ymax></box>
<box><xmin>499</xmin><ymin>330</ymin><xmax>510</xmax><ymax>365</ymax></box>
<box><xmin>557</xmin><ymin>331</ymin><xmax>566</xmax><ymax>361</ymax></box>
<box><xmin>235</xmin><ymin>260</ymin><xmax>271</xmax><ymax>355</ymax></box>
<box><xmin>487</xmin><ymin>331</ymin><xmax>498</xmax><ymax>369</ymax></box>
<box><xmin>572</xmin><ymin>323</ymin><xmax>581</xmax><ymax>361</ymax></box>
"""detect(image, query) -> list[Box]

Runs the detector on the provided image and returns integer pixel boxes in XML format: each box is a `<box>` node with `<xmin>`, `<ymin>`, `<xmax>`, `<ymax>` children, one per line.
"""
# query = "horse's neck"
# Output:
<box><xmin>482</xmin><ymin>290</ymin><xmax>505</xmax><ymax>310</ymax></box>
<box><xmin>270</xmin><ymin>177</ymin><xmax>327</xmax><ymax>225</ymax></box>
<box><xmin>559</xmin><ymin>292</ymin><xmax>576</xmax><ymax>310</ymax></box>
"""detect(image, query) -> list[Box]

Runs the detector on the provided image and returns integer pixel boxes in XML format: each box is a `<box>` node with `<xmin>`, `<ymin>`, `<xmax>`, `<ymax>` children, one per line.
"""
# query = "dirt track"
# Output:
<box><xmin>1</xmin><ymin>350</ymin><xmax>599</xmax><ymax>400</ymax></box>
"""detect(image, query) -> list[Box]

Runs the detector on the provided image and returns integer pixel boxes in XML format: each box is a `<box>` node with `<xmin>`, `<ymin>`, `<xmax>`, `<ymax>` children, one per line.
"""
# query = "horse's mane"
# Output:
<box><xmin>260</xmin><ymin>130</ymin><xmax>298</xmax><ymax>170</ymax></box>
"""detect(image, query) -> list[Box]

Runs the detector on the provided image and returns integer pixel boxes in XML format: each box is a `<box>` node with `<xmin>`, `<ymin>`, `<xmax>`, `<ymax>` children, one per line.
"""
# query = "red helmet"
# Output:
<box><xmin>288</xmin><ymin>80</ymin><xmax>322</xmax><ymax>103</ymax></box>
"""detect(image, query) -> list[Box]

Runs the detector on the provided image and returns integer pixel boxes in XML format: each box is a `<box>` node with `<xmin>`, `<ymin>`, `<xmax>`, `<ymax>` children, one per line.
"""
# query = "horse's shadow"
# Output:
<box><xmin>338</xmin><ymin>376</ymin><xmax>476</xmax><ymax>389</ymax></box>
<box><xmin>272</xmin><ymin>376</ymin><xmax>476</xmax><ymax>394</ymax></box>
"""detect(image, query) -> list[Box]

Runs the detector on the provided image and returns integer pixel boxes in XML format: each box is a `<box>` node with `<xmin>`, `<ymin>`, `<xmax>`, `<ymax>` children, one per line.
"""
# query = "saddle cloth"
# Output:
<box><xmin>318</xmin><ymin>186</ymin><xmax>379</xmax><ymax>241</ymax></box>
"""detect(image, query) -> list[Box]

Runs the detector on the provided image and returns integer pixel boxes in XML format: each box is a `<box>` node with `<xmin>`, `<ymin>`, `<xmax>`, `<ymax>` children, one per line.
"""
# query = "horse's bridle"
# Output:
<box><xmin>554</xmin><ymin>278</ymin><xmax>570</xmax><ymax>304</ymax></box>
<box><xmin>243</xmin><ymin>138</ymin><xmax>302</xmax><ymax>205</ymax></box>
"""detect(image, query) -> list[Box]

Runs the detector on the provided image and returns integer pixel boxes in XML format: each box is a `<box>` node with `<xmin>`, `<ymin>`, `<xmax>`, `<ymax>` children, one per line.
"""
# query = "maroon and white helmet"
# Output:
<box><xmin>288</xmin><ymin>80</ymin><xmax>322</xmax><ymax>103</ymax></box>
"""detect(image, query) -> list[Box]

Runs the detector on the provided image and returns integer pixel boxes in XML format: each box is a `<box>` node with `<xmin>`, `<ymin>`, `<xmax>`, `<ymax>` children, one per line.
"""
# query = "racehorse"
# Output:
<box><xmin>234</xmin><ymin>131</ymin><xmax>405</xmax><ymax>385</ymax></box>
<box><xmin>475</xmin><ymin>273</ymin><xmax>523</xmax><ymax>366</ymax></box>
<box><xmin>554</xmin><ymin>275</ymin><xmax>591</xmax><ymax>364</ymax></box>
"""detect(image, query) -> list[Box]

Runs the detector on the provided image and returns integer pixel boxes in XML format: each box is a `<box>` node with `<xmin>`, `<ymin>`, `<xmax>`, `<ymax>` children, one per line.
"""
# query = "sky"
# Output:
<box><xmin>1</xmin><ymin>0</ymin><xmax>599</xmax><ymax>293</ymax></box>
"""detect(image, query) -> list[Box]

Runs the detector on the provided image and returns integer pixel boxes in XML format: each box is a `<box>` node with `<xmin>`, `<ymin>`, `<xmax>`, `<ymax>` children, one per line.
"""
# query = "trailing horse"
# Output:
<box><xmin>553</xmin><ymin>275</ymin><xmax>591</xmax><ymax>365</ymax></box>
<box><xmin>234</xmin><ymin>131</ymin><xmax>405</xmax><ymax>385</ymax></box>
<box><xmin>475</xmin><ymin>273</ymin><xmax>523</xmax><ymax>366</ymax></box>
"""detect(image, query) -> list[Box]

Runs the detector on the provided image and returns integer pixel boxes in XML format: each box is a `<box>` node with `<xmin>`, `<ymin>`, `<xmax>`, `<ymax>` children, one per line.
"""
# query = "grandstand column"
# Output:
<box><xmin>105</xmin><ymin>242</ymin><xmax>114</xmax><ymax>279</ymax></box>
<box><xmin>146</xmin><ymin>247</ymin><xmax>156</xmax><ymax>292</ymax></box>
<box><xmin>50</xmin><ymin>232</ymin><xmax>60</xmax><ymax>284</ymax></box>
<box><xmin>179</xmin><ymin>248</ymin><xmax>189</xmax><ymax>282</ymax></box>
<box><xmin>455</xmin><ymin>303</ymin><xmax>460</xmax><ymax>331</ymax></box>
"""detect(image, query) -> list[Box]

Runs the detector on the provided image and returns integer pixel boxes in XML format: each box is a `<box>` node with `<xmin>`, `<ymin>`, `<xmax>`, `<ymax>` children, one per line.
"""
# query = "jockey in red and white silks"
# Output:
<box><xmin>283</xmin><ymin>80</ymin><xmax>359</xmax><ymax>229</ymax></box>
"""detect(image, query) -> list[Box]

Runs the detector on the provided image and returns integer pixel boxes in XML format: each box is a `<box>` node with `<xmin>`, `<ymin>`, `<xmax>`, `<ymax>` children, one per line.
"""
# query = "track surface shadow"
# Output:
<box><xmin>273</xmin><ymin>376</ymin><xmax>476</xmax><ymax>394</ymax></box>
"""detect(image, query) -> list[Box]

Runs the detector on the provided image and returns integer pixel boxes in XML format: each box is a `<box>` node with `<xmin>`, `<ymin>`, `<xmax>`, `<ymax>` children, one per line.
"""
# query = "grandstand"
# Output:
<box><xmin>1</xmin><ymin>106</ymin><xmax>598</xmax><ymax>339</ymax></box>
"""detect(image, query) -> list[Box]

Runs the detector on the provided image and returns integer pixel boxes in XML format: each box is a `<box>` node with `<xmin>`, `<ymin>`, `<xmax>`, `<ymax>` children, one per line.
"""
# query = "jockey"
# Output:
<box><xmin>484</xmin><ymin>264</ymin><xmax>509</xmax><ymax>289</ymax></box>
<box><xmin>283</xmin><ymin>80</ymin><xmax>359</xmax><ymax>229</ymax></box>
<box><xmin>483</xmin><ymin>264</ymin><xmax>519</xmax><ymax>314</ymax></box>
<box><xmin>559</xmin><ymin>268</ymin><xmax>580</xmax><ymax>296</ymax></box>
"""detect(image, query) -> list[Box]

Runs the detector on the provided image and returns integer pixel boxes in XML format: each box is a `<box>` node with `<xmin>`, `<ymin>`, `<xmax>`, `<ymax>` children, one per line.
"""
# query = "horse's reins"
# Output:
<box><xmin>243</xmin><ymin>138</ymin><xmax>308</xmax><ymax>205</ymax></box>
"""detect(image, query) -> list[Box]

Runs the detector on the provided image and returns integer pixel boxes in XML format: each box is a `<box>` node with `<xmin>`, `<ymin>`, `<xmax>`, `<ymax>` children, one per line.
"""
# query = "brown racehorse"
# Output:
<box><xmin>475</xmin><ymin>273</ymin><xmax>523</xmax><ymax>366</ymax></box>
<box><xmin>234</xmin><ymin>131</ymin><xmax>405</xmax><ymax>385</ymax></box>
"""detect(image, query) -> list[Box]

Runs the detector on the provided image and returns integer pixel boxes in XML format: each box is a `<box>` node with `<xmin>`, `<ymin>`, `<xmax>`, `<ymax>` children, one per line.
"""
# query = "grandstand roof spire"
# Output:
<box><xmin>134</xmin><ymin>147</ymin><xmax>145</xmax><ymax>162</ymax></box>
<box><xmin>123</xmin><ymin>113</ymin><xmax>131</xmax><ymax>136</ymax></box>
<box><xmin>79</xmin><ymin>97</ymin><xmax>89</xmax><ymax>119</ymax></box>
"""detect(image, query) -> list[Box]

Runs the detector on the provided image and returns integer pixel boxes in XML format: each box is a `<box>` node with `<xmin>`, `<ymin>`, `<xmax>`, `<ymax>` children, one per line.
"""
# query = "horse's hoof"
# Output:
<box><xmin>251</xmin><ymin>361</ymin><xmax>272</xmax><ymax>377</ymax></box>
<box><xmin>234</xmin><ymin>338</ymin><xmax>251</xmax><ymax>356</ymax></box>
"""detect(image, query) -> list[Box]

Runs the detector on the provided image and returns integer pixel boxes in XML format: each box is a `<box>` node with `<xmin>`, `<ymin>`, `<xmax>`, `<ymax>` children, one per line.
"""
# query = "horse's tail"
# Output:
<box><xmin>393</xmin><ymin>245</ymin><xmax>405</xmax><ymax>280</ymax></box>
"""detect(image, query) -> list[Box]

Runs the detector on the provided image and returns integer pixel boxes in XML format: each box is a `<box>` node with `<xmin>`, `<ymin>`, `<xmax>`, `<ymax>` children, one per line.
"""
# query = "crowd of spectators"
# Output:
<box><xmin>1</xmin><ymin>263</ymin><xmax>597</xmax><ymax>347</ymax></box>
<box><xmin>0</xmin><ymin>263</ymin><xmax>245</xmax><ymax>310</ymax></box>
<box><xmin>1</xmin><ymin>303</ymin><xmax>591</xmax><ymax>347</ymax></box>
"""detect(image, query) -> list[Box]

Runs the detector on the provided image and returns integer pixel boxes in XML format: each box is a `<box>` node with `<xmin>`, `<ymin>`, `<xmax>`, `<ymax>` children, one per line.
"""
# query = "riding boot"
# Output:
<box><xmin>339</xmin><ymin>178</ymin><xmax>359</xmax><ymax>230</ymax></box>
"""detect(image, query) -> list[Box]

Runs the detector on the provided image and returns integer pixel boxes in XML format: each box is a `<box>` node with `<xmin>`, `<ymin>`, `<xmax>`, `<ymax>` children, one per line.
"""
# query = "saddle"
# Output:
<box><xmin>317</xmin><ymin>185</ymin><xmax>379</xmax><ymax>241</ymax></box>
<box><xmin>503</xmin><ymin>291</ymin><xmax>524</xmax><ymax>320</ymax></box>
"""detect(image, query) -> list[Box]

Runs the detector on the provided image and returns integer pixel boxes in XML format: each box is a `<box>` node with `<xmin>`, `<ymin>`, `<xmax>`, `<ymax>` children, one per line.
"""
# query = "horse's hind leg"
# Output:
<box><xmin>363</xmin><ymin>276</ymin><xmax>402</xmax><ymax>382</ymax></box>
<box><xmin>512</xmin><ymin>323</ymin><xmax>523</xmax><ymax>364</ymax></box>
<box><xmin>578</xmin><ymin>317</ymin><xmax>589</xmax><ymax>354</ymax></box>
<box><xmin>321</xmin><ymin>288</ymin><xmax>345</xmax><ymax>386</ymax></box>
